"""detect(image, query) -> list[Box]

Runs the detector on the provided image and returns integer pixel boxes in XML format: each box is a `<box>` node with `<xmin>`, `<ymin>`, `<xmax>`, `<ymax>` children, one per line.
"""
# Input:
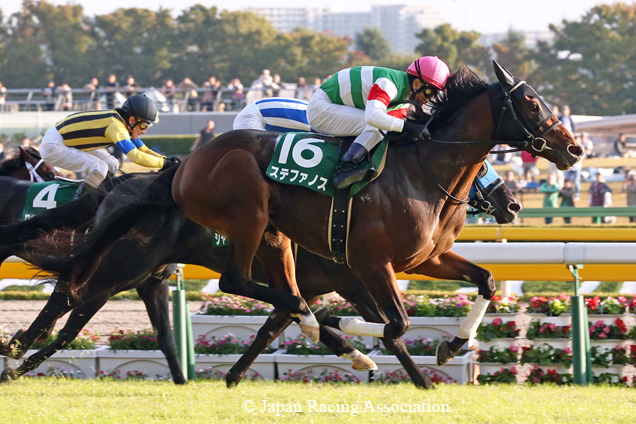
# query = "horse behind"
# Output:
<box><xmin>0</xmin><ymin>160</ymin><xmax>518</xmax><ymax>386</ymax></box>
<box><xmin>0</xmin><ymin>146</ymin><xmax>62</xmax><ymax>182</ymax></box>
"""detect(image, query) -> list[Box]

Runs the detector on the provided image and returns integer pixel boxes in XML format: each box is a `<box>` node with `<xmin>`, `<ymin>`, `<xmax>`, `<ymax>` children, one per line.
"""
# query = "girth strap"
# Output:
<box><xmin>330</xmin><ymin>141</ymin><xmax>353</xmax><ymax>265</ymax></box>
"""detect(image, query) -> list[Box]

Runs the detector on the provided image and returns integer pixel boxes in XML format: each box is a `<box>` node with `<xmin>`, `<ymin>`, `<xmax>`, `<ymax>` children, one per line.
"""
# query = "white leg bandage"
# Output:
<box><xmin>338</xmin><ymin>317</ymin><xmax>386</xmax><ymax>337</ymax></box>
<box><xmin>457</xmin><ymin>295</ymin><xmax>490</xmax><ymax>339</ymax></box>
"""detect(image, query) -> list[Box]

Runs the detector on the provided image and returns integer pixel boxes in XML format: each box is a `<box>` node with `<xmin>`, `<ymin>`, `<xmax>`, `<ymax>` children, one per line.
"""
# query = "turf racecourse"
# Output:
<box><xmin>0</xmin><ymin>380</ymin><xmax>633</xmax><ymax>423</ymax></box>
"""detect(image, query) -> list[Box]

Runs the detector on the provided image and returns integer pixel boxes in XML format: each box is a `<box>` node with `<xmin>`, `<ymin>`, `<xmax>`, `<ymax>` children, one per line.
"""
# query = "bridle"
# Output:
<box><xmin>25</xmin><ymin>158</ymin><xmax>46</xmax><ymax>183</ymax></box>
<box><xmin>467</xmin><ymin>178</ymin><xmax>505</xmax><ymax>220</ymax></box>
<box><xmin>413</xmin><ymin>80</ymin><xmax>563</xmax><ymax>204</ymax></box>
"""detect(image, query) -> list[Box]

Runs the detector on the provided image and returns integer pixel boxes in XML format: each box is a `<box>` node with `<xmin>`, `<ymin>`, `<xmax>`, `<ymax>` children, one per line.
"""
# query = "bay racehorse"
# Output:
<box><xmin>0</xmin><ymin>146</ymin><xmax>62</xmax><ymax>183</ymax></box>
<box><xmin>8</xmin><ymin>62</ymin><xmax>582</xmax><ymax>388</ymax></box>
<box><xmin>0</xmin><ymin>162</ymin><xmax>518</xmax><ymax>386</ymax></box>
<box><xmin>169</xmin><ymin>61</ymin><xmax>581</xmax><ymax>366</ymax></box>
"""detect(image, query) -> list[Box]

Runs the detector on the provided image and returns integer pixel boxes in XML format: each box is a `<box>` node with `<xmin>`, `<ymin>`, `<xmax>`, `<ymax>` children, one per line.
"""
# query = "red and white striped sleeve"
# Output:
<box><xmin>365</xmin><ymin>77</ymin><xmax>405</xmax><ymax>132</ymax></box>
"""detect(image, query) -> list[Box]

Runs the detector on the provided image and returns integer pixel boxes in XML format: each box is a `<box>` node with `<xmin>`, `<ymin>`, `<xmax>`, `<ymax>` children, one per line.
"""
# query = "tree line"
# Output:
<box><xmin>2</xmin><ymin>2</ymin><xmax>636</xmax><ymax>116</ymax></box>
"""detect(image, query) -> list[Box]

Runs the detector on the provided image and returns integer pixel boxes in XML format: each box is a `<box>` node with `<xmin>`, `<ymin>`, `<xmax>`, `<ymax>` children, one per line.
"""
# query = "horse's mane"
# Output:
<box><xmin>425</xmin><ymin>66</ymin><xmax>489</xmax><ymax>131</ymax></box>
<box><xmin>0</xmin><ymin>147</ymin><xmax>42</xmax><ymax>176</ymax></box>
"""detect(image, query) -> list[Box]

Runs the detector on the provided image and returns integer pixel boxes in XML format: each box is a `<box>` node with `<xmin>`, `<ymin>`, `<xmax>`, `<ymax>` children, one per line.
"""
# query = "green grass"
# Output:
<box><xmin>0</xmin><ymin>379</ymin><xmax>633</xmax><ymax>423</ymax></box>
<box><xmin>522</xmin><ymin>281</ymin><xmax>576</xmax><ymax>294</ymax></box>
<box><xmin>407</xmin><ymin>280</ymin><xmax>474</xmax><ymax>292</ymax></box>
<box><xmin>594</xmin><ymin>282</ymin><xmax>623</xmax><ymax>293</ymax></box>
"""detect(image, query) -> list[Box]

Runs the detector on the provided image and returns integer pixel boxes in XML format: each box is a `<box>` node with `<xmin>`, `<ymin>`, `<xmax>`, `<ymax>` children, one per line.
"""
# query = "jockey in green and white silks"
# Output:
<box><xmin>307</xmin><ymin>56</ymin><xmax>451</xmax><ymax>189</ymax></box>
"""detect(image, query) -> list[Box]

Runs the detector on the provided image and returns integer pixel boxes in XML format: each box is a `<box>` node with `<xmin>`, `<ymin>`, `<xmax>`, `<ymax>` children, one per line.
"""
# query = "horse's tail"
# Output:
<box><xmin>0</xmin><ymin>190</ymin><xmax>100</xmax><ymax>248</ymax></box>
<box><xmin>27</xmin><ymin>166</ymin><xmax>180</xmax><ymax>298</ymax></box>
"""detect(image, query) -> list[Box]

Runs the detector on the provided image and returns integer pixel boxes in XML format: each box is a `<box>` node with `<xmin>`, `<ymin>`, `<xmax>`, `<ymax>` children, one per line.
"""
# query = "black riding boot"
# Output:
<box><xmin>333</xmin><ymin>143</ymin><xmax>370</xmax><ymax>189</ymax></box>
<box><xmin>71</xmin><ymin>181</ymin><xmax>95</xmax><ymax>201</ymax></box>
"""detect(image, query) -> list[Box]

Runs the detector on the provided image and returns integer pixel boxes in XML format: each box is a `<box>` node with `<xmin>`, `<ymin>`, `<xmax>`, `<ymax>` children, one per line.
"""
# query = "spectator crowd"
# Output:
<box><xmin>0</xmin><ymin>69</ymin><xmax>326</xmax><ymax>114</ymax></box>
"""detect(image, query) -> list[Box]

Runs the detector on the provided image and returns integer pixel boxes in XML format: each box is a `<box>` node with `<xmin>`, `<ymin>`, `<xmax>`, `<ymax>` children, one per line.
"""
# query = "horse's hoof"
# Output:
<box><xmin>421</xmin><ymin>374</ymin><xmax>436</xmax><ymax>390</ymax></box>
<box><xmin>294</xmin><ymin>311</ymin><xmax>320</xmax><ymax>343</ymax></box>
<box><xmin>300</xmin><ymin>322</ymin><xmax>320</xmax><ymax>344</ymax></box>
<box><xmin>436</xmin><ymin>341</ymin><xmax>453</xmax><ymax>366</ymax></box>
<box><xmin>226</xmin><ymin>371</ymin><xmax>243</xmax><ymax>388</ymax></box>
<box><xmin>351</xmin><ymin>354</ymin><xmax>377</xmax><ymax>372</ymax></box>
<box><xmin>0</xmin><ymin>367</ymin><xmax>17</xmax><ymax>383</ymax></box>
<box><xmin>0</xmin><ymin>329</ymin><xmax>25</xmax><ymax>359</ymax></box>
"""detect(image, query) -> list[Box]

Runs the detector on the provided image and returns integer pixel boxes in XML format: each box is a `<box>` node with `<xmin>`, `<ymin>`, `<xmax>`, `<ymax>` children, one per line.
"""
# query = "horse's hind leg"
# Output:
<box><xmin>178</xmin><ymin>150</ymin><xmax>318</xmax><ymax>341</ymax></box>
<box><xmin>408</xmin><ymin>251</ymin><xmax>495</xmax><ymax>366</ymax></box>
<box><xmin>226</xmin><ymin>295</ymin><xmax>375</xmax><ymax>388</ymax></box>
<box><xmin>136</xmin><ymin>265</ymin><xmax>186</xmax><ymax>385</ymax></box>
<box><xmin>319</xmin><ymin>262</ymin><xmax>410</xmax><ymax>341</ymax></box>
<box><xmin>0</xmin><ymin>290</ymin><xmax>79</xmax><ymax>359</ymax></box>
<box><xmin>1</xmin><ymin>294</ymin><xmax>109</xmax><ymax>382</ymax></box>
<box><xmin>337</xmin><ymin>291</ymin><xmax>434</xmax><ymax>389</ymax></box>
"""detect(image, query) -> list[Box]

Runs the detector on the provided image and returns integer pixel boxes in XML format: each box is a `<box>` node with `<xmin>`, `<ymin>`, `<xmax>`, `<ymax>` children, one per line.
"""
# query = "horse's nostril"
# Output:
<box><xmin>568</xmin><ymin>144</ymin><xmax>584</xmax><ymax>157</ymax></box>
<box><xmin>508</xmin><ymin>203</ymin><xmax>522</xmax><ymax>213</ymax></box>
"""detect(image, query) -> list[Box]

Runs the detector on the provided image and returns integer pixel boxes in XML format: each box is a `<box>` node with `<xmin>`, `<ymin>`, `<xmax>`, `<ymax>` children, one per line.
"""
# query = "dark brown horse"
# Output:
<box><xmin>40</xmin><ymin>62</ymin><xmax>581</xmax><ymax>388</ymax></box>
<box><xmin>0</xmin><ymin>164</ymin><xmax>518</xmax><ymax>386</ymax></box>
<box><xmin>170</xmin><ymin>62</ymin><xmax>581</xmax><ymax>366</ymax></box>
<box><xmin>0</xmin><ymin>146</ymin><xmax>62</xmax><ymax>182</ymax></box>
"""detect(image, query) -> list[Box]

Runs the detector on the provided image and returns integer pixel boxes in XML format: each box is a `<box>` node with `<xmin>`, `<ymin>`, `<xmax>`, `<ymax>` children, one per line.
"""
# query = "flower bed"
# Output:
<box><xmin>524</xmin><ymin>366</ymin><xmax>572</xmax><ymax>385</ymax></box>
<box><xmin>194</xmin><ymin>335</ymin><xmax>276</xmax><ymax>381</ymax></box>
<box><xmin>371</xmin><ymin>368</ymin><xmax>455</xmax><ymax>385</ymax></box>
<box><xmin>526</xmin><ymin>321</ymin><xmax>571</xmax><ymax>340</ymax></box>
<box><xmin>96</xmin><ymin>347</ymin><xmax>170</xmax><ymax>380</ymax></box>
<box><xmin>476</xmin><ymin>318</ymin><xmax>520</xmax><ymax>342</ymax></box>
<box><xmin>97</xmin><ymin>328</ymin><xmax>169</xmax><ymax>379</ymax></box>
<box><xmin>190</xmin><ymin>314</ymin><xmax>274</xmax><ymax>347</ymax></box>
<box><xmin>14</xmin><ymin>349</ymin><xmax>98</xmax><ymax>379</ymax></box>
<box><xmin>368</xmin><ymin>348</ymin><xmax>474</xmax><ymax>384</ymax></box>
<box><xmin>520</xmin><ymin>343</ymin><xmax>572</xmax><ymax>368</ymax></box>
<box><xmin>477</xmin><ymin>346</ymin><xmax>519</xmax><ymax>364</ymax></box>
<box><xmin>108</xmin><ymin>329</ymin><xmax>160</xmax><ymax>351</ymax></box>
<box><xmin>487</xmin><ymin>295</ymin><xmax>521</xmax><ymax>314</ymax></box>
<box><xmin>7</xmin><ymin>329</ymin><xmax>100</xmax><ymax>379</ymax></box>
<box><xmin>199</xmin><ymin>295</ymin><xmax>273</xmax><ymax>316</ymax></box>
<box><xmin>476</xmin><ymin>367</ymin><xmax>518</xmax><ymax>384</ymax></box>
<box><xmin>273</xmin><ymin>335</ymin><xmax>370</xmax><ymax>382</ymax></box>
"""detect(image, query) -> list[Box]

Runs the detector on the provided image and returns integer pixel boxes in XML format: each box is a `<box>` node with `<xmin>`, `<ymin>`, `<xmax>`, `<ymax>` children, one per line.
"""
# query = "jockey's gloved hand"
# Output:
<box><xmin>161</xmin><ymin>157</ymin><xmax>181</xmax><ymax>171</ymax></box>
<box><xmin>402</xmin><ymin>121</ymin><xmax>431</xmax><ymax>139</ymax></box>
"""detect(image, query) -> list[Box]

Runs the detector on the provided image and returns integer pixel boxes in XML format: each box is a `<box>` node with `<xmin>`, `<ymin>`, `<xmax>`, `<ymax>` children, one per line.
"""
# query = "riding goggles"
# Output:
<box><xmin>136</xmin><ymin>119</ymin><xmax>153</xmax><ymax>130</ymax></box>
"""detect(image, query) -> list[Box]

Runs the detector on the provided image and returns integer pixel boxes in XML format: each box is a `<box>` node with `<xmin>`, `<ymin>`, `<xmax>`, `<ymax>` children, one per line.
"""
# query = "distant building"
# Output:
<box><xmin>247</xmin><ymin>5</ymin><xmax>445</xmax><ymax>54</ymax></box>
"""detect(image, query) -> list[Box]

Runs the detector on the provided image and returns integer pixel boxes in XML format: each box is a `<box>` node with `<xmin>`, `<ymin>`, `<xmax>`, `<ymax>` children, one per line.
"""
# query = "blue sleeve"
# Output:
<box><xmin>131</xmin><ymin>138</ymin><xmax>145</xmax><ymax>149</ymax></box>
<box><xmin>115</xmin><ymin>138</ymin><xmax>136</xmax><ymax>155</ymax></box>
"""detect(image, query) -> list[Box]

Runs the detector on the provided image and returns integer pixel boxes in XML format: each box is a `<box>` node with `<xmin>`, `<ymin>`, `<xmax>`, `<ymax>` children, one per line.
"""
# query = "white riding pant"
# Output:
<box><xmin>233</xmin><ymin>102</ymin><xmax>266</xmax><ymax>130</ymax></box>
<box><xmin>40</xmin><ymin>126</ymin><xmax>120</xmax><ymax>178</ymax></box>
<box><xmin>307</xmin><ymin>89</ymin><xmax>383</xmax><ymax>151</ymax></box>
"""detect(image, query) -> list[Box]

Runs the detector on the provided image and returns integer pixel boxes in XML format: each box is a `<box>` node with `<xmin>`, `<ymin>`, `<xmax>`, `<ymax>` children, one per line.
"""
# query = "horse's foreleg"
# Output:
<box><xmin>1</xmin><ymin>294</ymin><xmax>108</xmax><ymax>382</ymax></box>
<box><xmin>226</xmin><ymin>310</ymin><xmax>293</xmax><ymax>388</ymax></box>
<box><xmin>180</xmin><ymin>150</ymin><xmax>318</xmax><ymax>342</ymax></box>
<box><xmin>0</xmin><ymin>290</ymin><xmax>79</xmax><ymax>359</ymax></box>
<box><xmin>137</xmin><ymin>265</ymin><xmax>186</xmax><ymax>385</ymax></box>
<box><xmin>409</xmin><ymin>251</ymin><xmax>495</xmax><ymax>366</ymax></box>
<box><xmin>253</xmin><ymin>231</ymin><xmax>320</xmax><ymax>342</ymax></box>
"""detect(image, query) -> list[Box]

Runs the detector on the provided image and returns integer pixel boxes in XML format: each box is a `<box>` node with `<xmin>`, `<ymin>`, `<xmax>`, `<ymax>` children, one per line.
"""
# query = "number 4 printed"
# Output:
<box><xmin>33</xmin><ymin>184</ymin><xmax>59</xmax><ymax>209</ymax></box>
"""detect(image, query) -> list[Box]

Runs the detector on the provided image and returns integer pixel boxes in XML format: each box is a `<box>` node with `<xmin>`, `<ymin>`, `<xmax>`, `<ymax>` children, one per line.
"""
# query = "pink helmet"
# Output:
<box><xmin>407</xmin><ymin>56</ymin><xmax>450</xmax><ymax>90</ymax></box>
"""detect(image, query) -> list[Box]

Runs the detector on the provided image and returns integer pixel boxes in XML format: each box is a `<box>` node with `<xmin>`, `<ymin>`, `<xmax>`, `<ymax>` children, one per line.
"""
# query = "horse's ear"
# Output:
<box><xmin>493</xmin><ymin>60</ymin><xmax>515</xmax><ymax>89</ymax></box>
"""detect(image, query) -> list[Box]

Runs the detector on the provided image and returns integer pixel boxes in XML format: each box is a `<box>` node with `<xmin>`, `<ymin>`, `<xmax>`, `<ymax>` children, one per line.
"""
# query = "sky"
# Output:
<box><xmin>0</xmin><ymin>0</ymin><xmax>611</xmax><ymax>34</ymax></box>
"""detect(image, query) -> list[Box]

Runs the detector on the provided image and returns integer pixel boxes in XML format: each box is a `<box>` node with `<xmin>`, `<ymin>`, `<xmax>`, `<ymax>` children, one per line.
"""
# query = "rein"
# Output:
<box><xmin>398</xmin><ymin>80</ymin><xmax>562</xmax><ymax>204</ymax></box>
<box><xmin>25</xmin><ymin>159</ymin><xmax>46</xmax><ymax>183</ymax></box>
